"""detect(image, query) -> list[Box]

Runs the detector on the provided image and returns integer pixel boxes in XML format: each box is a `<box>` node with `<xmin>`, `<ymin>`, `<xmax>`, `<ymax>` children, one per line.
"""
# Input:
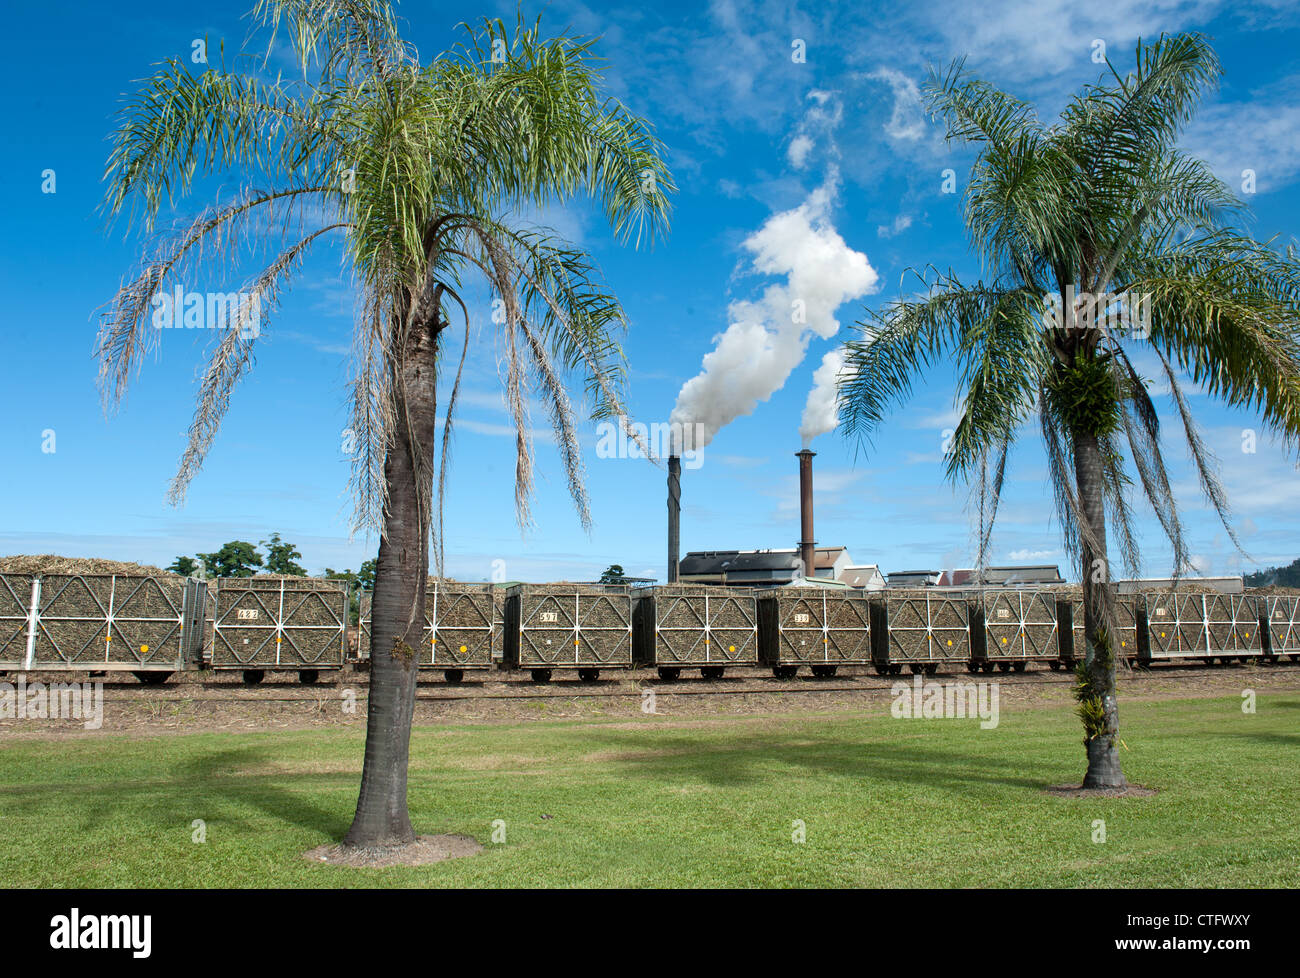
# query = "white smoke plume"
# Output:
<box><xmin>799</xmin><ymin>347</ymin><xmax>846</xmax><ymax>446</ymax></box>
<box><xmin>669</xmin><ymin>171</ymin><xmax>877</xmax><ymax>453</ymax></box>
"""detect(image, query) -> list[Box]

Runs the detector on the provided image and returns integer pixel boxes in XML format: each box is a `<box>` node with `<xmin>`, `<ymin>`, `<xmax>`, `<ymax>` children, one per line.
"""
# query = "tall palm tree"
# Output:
<box><xmin>838</xmin><ymin>33</ymin><xmax>1300</xmax><ymax>788</ymax></box>
<box><xmin>96</xmin><ymin>0</ymin><xmax>672</xmax><ymax>847</ymax></box>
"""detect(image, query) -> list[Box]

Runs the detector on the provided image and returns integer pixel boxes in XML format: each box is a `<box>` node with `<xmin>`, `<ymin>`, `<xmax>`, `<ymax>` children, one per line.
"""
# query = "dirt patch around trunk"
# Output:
<box><xmin>1044</xmin><ymin>784</ymin><xmax>1159</xmax><ymax>798</ymax></box>
<box><xmin>304</xmin><ymin>834</ymin><xmax>483</xmax><ymax>867</ymax></box>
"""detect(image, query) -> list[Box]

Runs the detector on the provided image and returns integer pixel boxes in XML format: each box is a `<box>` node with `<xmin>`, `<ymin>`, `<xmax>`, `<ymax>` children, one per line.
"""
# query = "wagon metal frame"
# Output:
<box><xmin>212</xmin><ymin>578</ymin><xmax>346</xmax><ymax>671</ymax></box>
<box><xmin>1141</xmin><ymin>592</ymin><xmax>1261</xmax><ymax>661</ymax></box>
<box><xmin>633</xmin><ymin>586</ymin><xmax>759</xmax><ymax>670</ymax></box>
<box><xmin>971</xmin><ymin>589</ymin><xmax>1059</xmax><ymax>666</ymax></box>
<box><xmin>1260</xmin><ymin>595</ymin><xmax>1300</xmax><ymax>659</ymax></box>
<box><xmin>1060</xmin><ymin>593</ymin><xmax>1141</xmax><ymax>665</ymax></box>
<box><xmin>872</xmin><ymin>589</ymin><xmax>972</xmax><ymax>671</ymax></box>
<box><xmin>0</xmin><ymin>573</ymin><xmax>195</xmax><ymax>673</ymax></box>
<box><xmin>0</xmin><ymin>574</ymin><xmax>36</xmax><ymax>670</ymax></box>
<box><xmin>505</xmin><ymin>585</ymin><xmax>633</xmax><ymax>672</ymax></box>
<box><xmin>757</xmin><ymin>588</ymin><xmax>873</xmax><ymax>671</ymax></box>
<box><xmin>357</xmin><ymin>584</ymin><xmax>501</xmax><ymax>671</ymax></box>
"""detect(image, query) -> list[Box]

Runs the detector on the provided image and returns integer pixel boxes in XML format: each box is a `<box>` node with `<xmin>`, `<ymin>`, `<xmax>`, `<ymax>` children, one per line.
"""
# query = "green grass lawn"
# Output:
<box><xmin>1</xmin><ymin>694</ymin><xmax>1297</xmax><ymax>886</ymax></box>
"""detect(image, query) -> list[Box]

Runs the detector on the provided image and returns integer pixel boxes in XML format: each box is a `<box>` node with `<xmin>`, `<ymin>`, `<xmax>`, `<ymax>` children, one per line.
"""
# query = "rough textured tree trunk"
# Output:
<box><xmin>1072</xmin><ymin>427</ymin><xmax>1127</xmax><ymax>788</ymax></box>
<box><xmin>343</xmin><ymin>302</ymin><xmax>441</xmax><ymax>849</ymax></box>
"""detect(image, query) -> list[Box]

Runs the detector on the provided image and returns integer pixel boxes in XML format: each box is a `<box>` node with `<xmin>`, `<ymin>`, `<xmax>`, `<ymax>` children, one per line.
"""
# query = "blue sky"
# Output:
<box><xmin>2</xmin><ymin>0</ymin><xmax>1298</xmax><ymax>582</ymax></box>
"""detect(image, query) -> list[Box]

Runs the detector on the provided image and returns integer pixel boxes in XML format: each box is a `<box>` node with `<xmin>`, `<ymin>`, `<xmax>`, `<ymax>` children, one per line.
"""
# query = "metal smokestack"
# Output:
<box><xmin>796</xmin><ymin>449</ymin><xmax>816</xmax><ymax>579</ymax></box>
<box><xmin>667</xmin><ymin>455</ymin><xmax>681</xmax><ymax>583</ymax></box>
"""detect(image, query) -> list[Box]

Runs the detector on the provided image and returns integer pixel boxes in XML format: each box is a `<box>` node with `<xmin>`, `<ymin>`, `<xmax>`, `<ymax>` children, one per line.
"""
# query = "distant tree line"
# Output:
<box><xmin>166</xmin><ymin>535</ymin><xmax>376</xmax><ymax>625</ymax></box>
<box><xmin>1245</xmin><ymin>558</ymin><xmax>1300</xmax><ymax>588</ymax></box>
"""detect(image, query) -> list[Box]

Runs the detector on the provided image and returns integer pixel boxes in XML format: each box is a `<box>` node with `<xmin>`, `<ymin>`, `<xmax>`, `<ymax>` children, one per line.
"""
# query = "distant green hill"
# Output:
<box><xmin>1245</xmin><ymin>558</ymin><xmax>1300</xmax><ymax>588</ymax></box>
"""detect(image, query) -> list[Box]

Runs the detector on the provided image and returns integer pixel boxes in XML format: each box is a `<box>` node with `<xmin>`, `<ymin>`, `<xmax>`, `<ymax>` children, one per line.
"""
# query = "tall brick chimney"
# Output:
<box><xmin>667</xmin><ymin>455</ymin><xmax>681</xmax><ymax>583</ymax></box>
<box><xmin>796</xmin><ymin>449</ymin><xmax>816</xmax><ymax>579</ymax></box>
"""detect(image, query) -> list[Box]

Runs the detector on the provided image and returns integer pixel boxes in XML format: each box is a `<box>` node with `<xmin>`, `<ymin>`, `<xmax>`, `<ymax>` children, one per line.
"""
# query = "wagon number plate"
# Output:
<box><xmin>1154</xmin><ymin>608</ymin><xmax>1167</xmax><ymax>617</ymax></box>
<box><xmin>793</xmin><ymin>613</ymin><xmax>810</xmax><ymax>624</ymax></box>
<box><xmin>236</xmin><ymin>609</ymin><xmax>260</xmax><ymax>620</ymax></box>
<box><xmin>996</xmin><ymin>608</ymin><xmax>1010</xmax><ymax>619</ymax></box>
<box><xmin>540</xmin><ymin>611</ymin><xmax>558</xmax><ymax>623</ymax></box>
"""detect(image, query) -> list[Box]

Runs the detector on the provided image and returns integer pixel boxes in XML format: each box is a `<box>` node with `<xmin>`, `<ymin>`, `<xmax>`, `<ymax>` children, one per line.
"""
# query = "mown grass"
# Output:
<box><xmin>1</xmin><ymin>694</ymin><xmax>1297</xmax><ymax>887</ymax></box>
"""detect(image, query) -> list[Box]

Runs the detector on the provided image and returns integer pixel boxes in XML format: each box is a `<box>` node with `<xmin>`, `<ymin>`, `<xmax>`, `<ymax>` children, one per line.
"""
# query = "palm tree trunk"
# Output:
<box><xmin>344</xmin><ymin>311</ymin><xmax>440</xmax><ymax>849</ymax></box>
<box><xmin>1071</xmin><ymin>427</ymin><xmax>1127</xmax><ymax>788</ymax></box>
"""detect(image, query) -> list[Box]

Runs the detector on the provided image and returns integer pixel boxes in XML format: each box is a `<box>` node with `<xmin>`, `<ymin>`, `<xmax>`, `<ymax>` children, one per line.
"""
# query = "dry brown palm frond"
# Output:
<box><xmin>96</xmin><ymin>186</ymin><xmax>332</xmax><ymax>412</ymax></box>
<box><xmin>486</xmin><ymin>231</ymin><xmax>656</xmax><ymax>466</ymax></box>
<box><xmin>434</xmin><ymin>286</ymin><xmax>471</xmax><ymax>577</ymax></box>
<box><xmin>1153</xmin><ymin>346</ymin><xmax>1245</xmax><ymax>557</ymax></box>
<box><xmin>970</xmin><ymin>435</ymin><xmax>1010</xmax><ymax>578</ymax></box>
<box><xmin>516</xmin><ymin>314</ymin><xmax>591</xmax><ymax>531</ymax></box>
<box><xmin>169</xmin><ymin>223</ymin><xmax>348</xmax><ymax>505</ymax></box>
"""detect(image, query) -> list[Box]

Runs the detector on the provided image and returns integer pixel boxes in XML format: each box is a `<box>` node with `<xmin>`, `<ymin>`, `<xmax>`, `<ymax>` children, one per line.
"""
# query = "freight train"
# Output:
<box><xmin>4</xmin><ymin>571</ymin><xmax>1293</xmax><ymax>685</ymax></box>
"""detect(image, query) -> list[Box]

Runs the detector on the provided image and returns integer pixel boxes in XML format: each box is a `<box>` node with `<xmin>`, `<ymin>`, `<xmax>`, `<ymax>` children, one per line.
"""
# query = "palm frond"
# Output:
<box><xmin>169</xmin><ymin>223</ymin><xmax>346</xmax><ymax>504</ymax></box>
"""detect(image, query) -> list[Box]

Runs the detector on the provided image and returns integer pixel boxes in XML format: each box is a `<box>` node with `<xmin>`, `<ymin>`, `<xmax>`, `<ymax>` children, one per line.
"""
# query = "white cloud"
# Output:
<box><xmin>877</xmin><ymin>213</ymin><xmax>914</xmax><ymax>238</ymax></box>
<box><xmin>1008</xmin><ymin>548</ymin><xmax>1057</xmax><ymax>561</ymax></box>
<box><xmin>927</xmin><ymin>0</ymin><xmax>1221</xmax><ymax>80</ymax></box>
<box><xmin>787</xmin><ymin>134</ymin><xmax>814</xmax><ymax>169</ymax></box>
<box><xmin>785</xmin><ymin>89</ymin><xmax>843</xmax><ymax>172</ymax></box>
<box><xmin>868</xmin><ymin>67</ymin><xmax>926</xmax><ymax>142</ymax></box>
<box><xmin>456</xmin><ymin>419</ymin><xmax>555</xmax><ymax>444</ymax></box>
<box><xmin>1182</xmin><ymin>76</ymin><xmax>1300</xmax><ymax>193</ymax></box>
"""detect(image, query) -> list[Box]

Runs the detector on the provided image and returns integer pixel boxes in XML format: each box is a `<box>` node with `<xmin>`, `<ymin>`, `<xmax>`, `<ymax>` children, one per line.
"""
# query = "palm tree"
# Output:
<box><xmin>838</xmin><ymin>33</ymin><xmax>1300</xmax><ymax>788</ymax></box>
<box><xmin>96</xmin><ymin>0</ymin><xmax>672</xmax><ymax>847</ymax></box>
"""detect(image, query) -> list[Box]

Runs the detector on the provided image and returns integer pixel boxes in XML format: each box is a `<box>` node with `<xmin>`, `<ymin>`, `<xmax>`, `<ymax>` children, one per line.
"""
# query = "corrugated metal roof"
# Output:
<box><xmin>679</xmin><ymin>550</ymin><xmax>804</xmax><ymax>577</ymax></box>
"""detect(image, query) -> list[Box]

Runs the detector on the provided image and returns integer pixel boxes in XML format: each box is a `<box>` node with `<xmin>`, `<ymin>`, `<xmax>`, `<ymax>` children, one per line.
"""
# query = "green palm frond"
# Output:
<box><xmin>98</xmin><ymin>0</ymin><xmax>674</xmax><ymax>556</ymax></box>
<box><xmin>837</xmin><ymin>31</ymin><xmax>1300</xmax><ymax>581</ymax></box>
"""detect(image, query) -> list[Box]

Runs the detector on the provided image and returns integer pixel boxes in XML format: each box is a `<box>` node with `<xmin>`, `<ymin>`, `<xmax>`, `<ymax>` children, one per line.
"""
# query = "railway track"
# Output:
<box><xmin>59</xmin><ymin>658</ymin><xmax>1300</xmax><ymax>705</ymax></box>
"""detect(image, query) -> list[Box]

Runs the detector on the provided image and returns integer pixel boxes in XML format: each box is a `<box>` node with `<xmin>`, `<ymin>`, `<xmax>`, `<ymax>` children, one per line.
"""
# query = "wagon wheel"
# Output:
<box><xmin>1062</xmin><ymin>658</ymin><xmax>1075</xmax><ymax>671</ymax></box>
<box><xmin>577</xmin><ymin>668</ymin><xmax>600</xmax><ymax>683</ymax></box>
<box><xmin>909</xmin><ymin>663</ymin><xmax>925</xmax><ymax>675</ymax></box>
<box><xmin>134</xmin><ymin>671</ymin><xmax>171</xmax><ymax>686</ymax></box>
<box><xmin>981</xmin><ymin>662</ymin><xmax>996</xmax><ymax>673</ymax></box>
<box><xmin>443</xmin><ymin>669</ymin><xmax>464</xmax><ymax>684</ymax></box>
<box><xmin>874</xmin><ymin>664</ymin><xmax>889</xmax><ymax>676</ymax></box>
<box><xmin>890</xmin><ymin>664</ymin><xmax>903</xmax><ymax>675</ymax></box>
<box><xmin>1202</xmin><ymin>657</ymin><xmax>1215</xmax><ymax>667</ymax></box>
<box><xmin>773</xmin><ymin>665</ymin><xmax>799</xmax><ymax>679</ymax></box>
<box><xmin>657</xmin><ymin>666</ymin><xmax>681</xmax><ymax>682</ymax></box>
<box><xmin>530</xmin><ymin>669</ymin><xmax>552</xmax><ymax>684</ymax></box>
<box><xmin>924</xmin><ymin>663</ymin><xmax>938</xmax><ymax>676</ymax></box>
<box><xmin>298</xmin><ymin>669</ymin><xmax>319</xmax><ymax>685</ymax></box>
<box><xmin>1012</xmin><ymin>662</ymin><xmax>1026</xmax><ymax>673</ymax></box>
<box><xmin>701</xmin><ymin>666</ymin><xmax>725</xmax><ymax>680</ymax></box>
<box><xmin>811</xmin><ymin>665</ymin><xmax>838</xmax><ymax>678</ymax></box>
<box><xmin>997</xmin><ymin>662</ymin><xmax>1012</xmax><ymax>672</ymax></box>
<box><xmin>966</xmin><ymin>662</ymin><xmax>980</xmax><ymax>674</ymax></box>
<box><xmin>242</xmin><ymin>669</ymin><xmax>265</xmax><ymax>686</ymax></box>
<box><xmin>1048</xmin><ymin>660</ymin><xmax>1061</xmax><ymax>671</ymax></box>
